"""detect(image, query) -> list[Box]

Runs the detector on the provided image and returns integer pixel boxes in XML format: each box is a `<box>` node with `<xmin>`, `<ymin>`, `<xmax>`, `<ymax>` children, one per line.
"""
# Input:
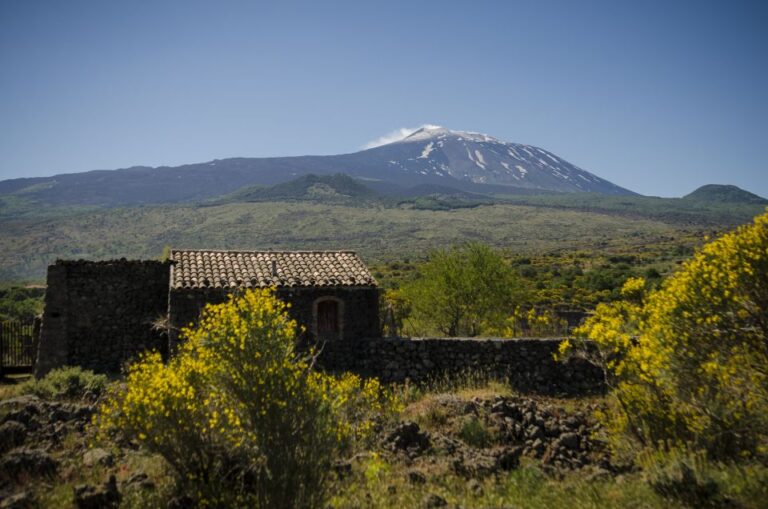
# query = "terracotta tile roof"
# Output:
<box><xmin>170</xmin><ymin>249</ymin><xmax>377</xmax><ymax>289</ymax></box>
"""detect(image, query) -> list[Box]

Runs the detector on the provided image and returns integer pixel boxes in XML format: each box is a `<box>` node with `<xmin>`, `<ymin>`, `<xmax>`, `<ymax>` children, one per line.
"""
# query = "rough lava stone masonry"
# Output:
<box><xmin>35</xmin><ymin>256</ymin><xmax>604</xmax><ymax>395</ymax></box>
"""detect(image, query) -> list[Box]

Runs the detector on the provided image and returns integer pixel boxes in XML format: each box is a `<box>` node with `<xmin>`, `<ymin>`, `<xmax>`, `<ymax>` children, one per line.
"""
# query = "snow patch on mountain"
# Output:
<box><xmin>418</xmin><ymin>142</ymin><xmax>435</xmax><ymax>159</ymax></box>
<box><xmin>474</xmin><ymin>150</ymin><xmax>486</xmax><ymax>169</ymax></box>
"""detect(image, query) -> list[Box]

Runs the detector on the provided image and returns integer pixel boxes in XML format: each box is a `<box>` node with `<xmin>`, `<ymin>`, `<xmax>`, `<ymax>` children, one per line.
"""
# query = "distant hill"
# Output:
<box><xmin>216</xmin><ymin>173</ymin><xmax>500</xmax><ymax>211</ymax></box>
<box><xmin>684</xmin><ymin>184</ymin><xmax>768</xmax><ymax>204</ymax></box>
<box><xmin>218</xmin><ymin>173</ymin><xmax>380</xmax><ymax>205</ymax></box>
<box><xmin>0</xmin><ymin>126</ymin><xmax>635</xmax><ymax>209</ymax></box>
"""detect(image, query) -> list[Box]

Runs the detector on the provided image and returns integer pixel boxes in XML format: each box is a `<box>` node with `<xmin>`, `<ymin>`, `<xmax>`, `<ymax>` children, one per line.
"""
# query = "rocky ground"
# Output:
<box><xmin>329</xmin><ymin>390</ymin><xmax>634</xmax><ymax>508</ymax></box>
<box><xmin>9</xmin><ymin>381</ymin><xmax>757</xmax><ymax>509</ymax></box>
<box><xmin>381</xmin><ymin>393</ymin><xmax>614</xmax><ymax>478</ymax></box>
<box><xmin>0</xmin><ymin>393</ymin><xmax>160</xmax><ymax>509</ymax></box>
<box><xmin>0</xmin><ymin>382</ymin><xmax>615</xmax><ymax>508</ymax></box>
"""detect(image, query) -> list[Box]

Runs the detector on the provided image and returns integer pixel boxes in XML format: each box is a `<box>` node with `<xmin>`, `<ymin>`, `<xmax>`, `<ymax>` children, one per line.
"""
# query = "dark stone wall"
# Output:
<box><xmin>168</xmin><ymin>286</ymin><xmax>380</xmax><ymax>351</ymax></box>
<box><xmin>315</xmin><ymin>337</ymin><xmax>604</xmax><ymax>396</ymax></box>
<box><xmin>280</xmin><ymin>287</ymin><xmax>380</xmax><ymax>342</ymax></box>
<box><xmin>168</xmin><ymin>288</ymin><xmax>228</xmax><ymax>351</ymax></box>
<box><xmin>36</xmin><ymin>260</ymin><xmax>171</xmax><ymax>377</ymax></box>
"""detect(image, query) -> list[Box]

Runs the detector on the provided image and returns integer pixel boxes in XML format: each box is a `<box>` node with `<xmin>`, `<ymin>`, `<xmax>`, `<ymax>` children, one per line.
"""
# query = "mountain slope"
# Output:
<box><xmin>3</xmin><ymin>193</ymin><xmax>765</xmax><ymax>281</ymax></box>
<box><xmin>0</xmin><ymin>201</ymin><xmax>688</xmax><ymax>280</ymax></box>
<box><xmin>218</xmin><ymin>173</ymin><xmax>380</xmax><ymax>205</ymax></box>
<box><xmin>0</xmin><ymin>126</ymin><xmax>635</xmax><ymax>209</ymax></box>
<box><xmin>683</xmin><ymin>184</ymin><xmax>767</xmax><ymax>204</ymax></box>
<box><xmin>350</xmin><ymin>126</ymin><xmax>634</xmax><ymax>195</ymax></box>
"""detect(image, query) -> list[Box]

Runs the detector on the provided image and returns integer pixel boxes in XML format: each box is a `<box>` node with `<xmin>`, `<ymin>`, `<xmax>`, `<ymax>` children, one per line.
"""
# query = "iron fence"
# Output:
<box><xmin>1</xmin><ymin>320</ymin><xmax>37</xmax><ymax>375</ymax></box>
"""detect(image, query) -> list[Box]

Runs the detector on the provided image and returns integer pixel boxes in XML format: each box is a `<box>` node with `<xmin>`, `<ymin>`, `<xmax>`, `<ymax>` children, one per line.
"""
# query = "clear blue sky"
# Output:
<box><xmin>1</xmin><ymin>0</ymin><xmax>766</xmax><ymax>197</ymax></box>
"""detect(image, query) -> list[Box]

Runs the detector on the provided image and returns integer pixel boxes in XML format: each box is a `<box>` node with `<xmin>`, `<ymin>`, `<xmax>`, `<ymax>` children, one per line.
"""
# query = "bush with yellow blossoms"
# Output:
<box><xmin>488</xmin><ymin>306</ymin><xmax>569</xmax><ymax>338</ymax></box>
<box><xmin>561</xmin><ymin>211</ymin><xmax>768</xmax><ymax>461</ymax></box>
<box><xmin>96</xmin><ymin>289</ymin><xmax>399</xmax><ymax>508</ymax></box>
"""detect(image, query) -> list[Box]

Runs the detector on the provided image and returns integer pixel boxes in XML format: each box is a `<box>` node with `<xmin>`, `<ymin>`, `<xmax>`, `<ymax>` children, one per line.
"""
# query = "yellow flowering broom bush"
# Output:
<box><xmin>97</xmin><ymin>289</ymin><xmax>399</xmax><ymax>508</ymax></box>
<box><xmin>562</xmin><ymin>211</ymin><xmax>768</xmax><ymax>461</ymax></box>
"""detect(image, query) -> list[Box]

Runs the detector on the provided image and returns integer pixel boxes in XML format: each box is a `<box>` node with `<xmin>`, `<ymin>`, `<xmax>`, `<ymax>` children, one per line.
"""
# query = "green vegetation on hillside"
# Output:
<box><xmin>496</xmin><ymin>192</ymin><xmax>765</xmax><ymax>226</ymax></box>
<box><xmin>0</xmin><ymin>200</ymin><xmax>725</xmax><ymax>281</ymax></box>
<box><xmin>0</xmin><ymin>284</ymin><xmax>44</xmax><ymax>321</ymax></box>
<box><xmin>375</xmin><ymin>247</ymin><xmax>688</xmax><ymax>319</ymax></box>
<box><xmin>213</xmin><ymin>173</ymin><xmax>381</xmax><ymax>206</ymax></box>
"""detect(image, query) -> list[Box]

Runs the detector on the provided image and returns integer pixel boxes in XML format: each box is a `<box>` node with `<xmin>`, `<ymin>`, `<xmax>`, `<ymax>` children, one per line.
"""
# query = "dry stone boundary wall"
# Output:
<box><xmin>317</xmin><ymin>337</ymin><xmax>604</xmax><ymax>395</ymax></box>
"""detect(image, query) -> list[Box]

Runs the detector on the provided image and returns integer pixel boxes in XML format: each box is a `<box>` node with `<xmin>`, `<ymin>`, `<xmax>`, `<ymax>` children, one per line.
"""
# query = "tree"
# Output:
<box><xmin>404</xmin><ymin>243</ymin><xmax>524</xmax><ymax>336</ymax></box>
<box><xmin>562</xmin><ymin>211</ymin><xmax>768</xmax><ymax>460</ymax></box>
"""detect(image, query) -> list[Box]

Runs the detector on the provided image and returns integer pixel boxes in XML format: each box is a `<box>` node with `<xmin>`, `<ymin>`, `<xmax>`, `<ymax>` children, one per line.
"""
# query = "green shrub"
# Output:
<box><xmin>403</xmin><ymin>243</ymin><xmax>526</xmax><ymax>337</ymax></box>
<box><xmin>21</xmin><ymin>366</ymin><xmax>108</xmax><ymax>400</ymax></box>
<box><xmin>0</xmin><ymin>285</ymin><xmax>44</xmax><ymax>322</ymax></box>
<box><xmin>641</xmin><ymin>448</ymin><xmax>723</xmax><ymax>508</ymax></box>
<box><xmin>458</xmin><ymin>416</ymin><xmax>491</xmax><ymax>448</ymax></box>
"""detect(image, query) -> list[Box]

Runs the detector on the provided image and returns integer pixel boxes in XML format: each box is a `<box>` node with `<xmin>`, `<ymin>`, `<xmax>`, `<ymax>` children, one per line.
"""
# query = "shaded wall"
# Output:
<box><xmin>168</xmin><ymin>286</ymin><xmax>380</xmax><ymax>351</ymax></box>
<box><xmin>316</xmin><ymin>337</ymin><xmax>604</xmax><ymax>396</ymax></box>
<box><xmin>36</xmin><ymin>260</ymin><xmax>171</xmax><ymax>377</ymax></box>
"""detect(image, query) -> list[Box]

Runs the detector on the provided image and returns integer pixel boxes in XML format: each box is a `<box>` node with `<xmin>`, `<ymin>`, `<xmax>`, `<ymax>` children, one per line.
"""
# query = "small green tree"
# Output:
<box><xmin>404</xmin><ymin>243</ymin><xmax>524</xmax><ymax>336</ymax></box>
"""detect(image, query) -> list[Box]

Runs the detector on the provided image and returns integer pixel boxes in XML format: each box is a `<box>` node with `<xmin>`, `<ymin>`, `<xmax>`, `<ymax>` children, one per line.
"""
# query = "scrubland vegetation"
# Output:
<box><xmin>1</xmin><ymin>209</ymin><xmax>767</xmax><ymax>507</ymax></box>
<box><xmin>0</xmin><ymin>284</ymin><xmax>43</xmax><ymax>322</ymax></box>
<box><xmin>562</xmin><ymin>212</ymin><xmax>768</xmax><ymax>462</ymax></box>
<box><xmin>0</xmin><ymin>198</ymin><xmax>734</xmax><ymax>281</ymax></box>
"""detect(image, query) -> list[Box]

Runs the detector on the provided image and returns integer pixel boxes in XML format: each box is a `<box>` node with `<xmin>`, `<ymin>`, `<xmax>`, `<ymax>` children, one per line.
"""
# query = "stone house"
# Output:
<box><xmin>168</xmin><ymin>249</ymin><xmax>380</xmax><ymax>350</ymax></box>
<box><xmin>36</xmin><ymin>250</ymin><xmax>380</xmax><ymax>376</ymax></box>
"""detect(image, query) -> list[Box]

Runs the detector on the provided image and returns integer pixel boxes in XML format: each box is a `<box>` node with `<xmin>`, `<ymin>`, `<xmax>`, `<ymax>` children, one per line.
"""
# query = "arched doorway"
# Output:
<box><xmin>314</xmin><ymin>297</ymin><xmax>343</xmax><ymax>340</ymax></box>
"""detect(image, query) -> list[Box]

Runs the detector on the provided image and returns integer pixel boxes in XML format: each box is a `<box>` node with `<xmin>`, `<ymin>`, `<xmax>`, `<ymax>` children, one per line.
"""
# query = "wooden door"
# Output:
<box><xmin>317</xmin><ymin>300</ymin><xmax>340</xmax><ymax>336</ymax></box>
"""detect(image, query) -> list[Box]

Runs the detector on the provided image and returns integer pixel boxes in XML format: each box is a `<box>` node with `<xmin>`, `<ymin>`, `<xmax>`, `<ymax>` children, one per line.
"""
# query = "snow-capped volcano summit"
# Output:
<box><xmin>399</xmin><ymin>125</ymin><xmax>502</xmax><ymax>144</ymax></box>
<box><xmin>359</xmin><ymin>125</ymin><xmax>633</xmax><ymax>195</ymax></box>
<box><xmin>0</xmin><ymin>125</ymin><xmax>635</xmax><ymax>208</ymax></box>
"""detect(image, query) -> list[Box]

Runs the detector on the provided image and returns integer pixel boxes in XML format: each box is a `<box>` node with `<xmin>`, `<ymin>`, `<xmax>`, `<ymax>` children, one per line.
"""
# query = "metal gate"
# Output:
<box><xmin>1</xmin><ymin>320</ymin><xmax>37</xmax><ymax>375</ymax></box>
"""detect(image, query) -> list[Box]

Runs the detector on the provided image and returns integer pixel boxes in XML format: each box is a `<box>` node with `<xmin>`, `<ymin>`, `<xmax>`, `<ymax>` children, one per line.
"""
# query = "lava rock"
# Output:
<box><xmin>422</xmin><ymin>493</ymin><xmax>447</xmax><ymax>508</ymax></box>
<box><xmin>83</xmin><ymin>447</ymin><xmax>114</xmax><ymax>467</ymax></box>
<box><xmin>494</xmin><ymin>446</ymin><xmax>523</xmax><ymax>471</ymax></box>
<box><xmin>407</xmin><ymin>469</ymin><xmax>427</xmax><ymax>484</ymax></box>
<box><xmin>557</xmin><ymin>432</ymin><xmax>580</xmax><ymax>451</ymax></box>
<box><xmin>74</xmin><ymin>475</ymin><xmax>121</xmax><ymax>509</ymax></box>
<box><xmin>123</xmin><ymin>472</ymin><xmax>156</xmax><ymax>490</ymax></box>
<box><xmin>0</xmin><ymin>490</ymin><xmax>34</xmax><ymax>509</ymax></box>
<box><xmin>385</xmin><ymin>422</ymin><xmax>430</xmax><ymax>454</ymax></box>
<box><xmin>452</xmin><ymin>450</ymin><xmax>499</xmax><ymax>478</ymax></box>
<box><xmin>0</xmin><ymin>449</ymin><xmax>58</xmax><ymax>481</ymax></box>
<box><xmin>0</xmin><ymin>421</ymin><xmax>27</xmax><ymax>454</ymax></box>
